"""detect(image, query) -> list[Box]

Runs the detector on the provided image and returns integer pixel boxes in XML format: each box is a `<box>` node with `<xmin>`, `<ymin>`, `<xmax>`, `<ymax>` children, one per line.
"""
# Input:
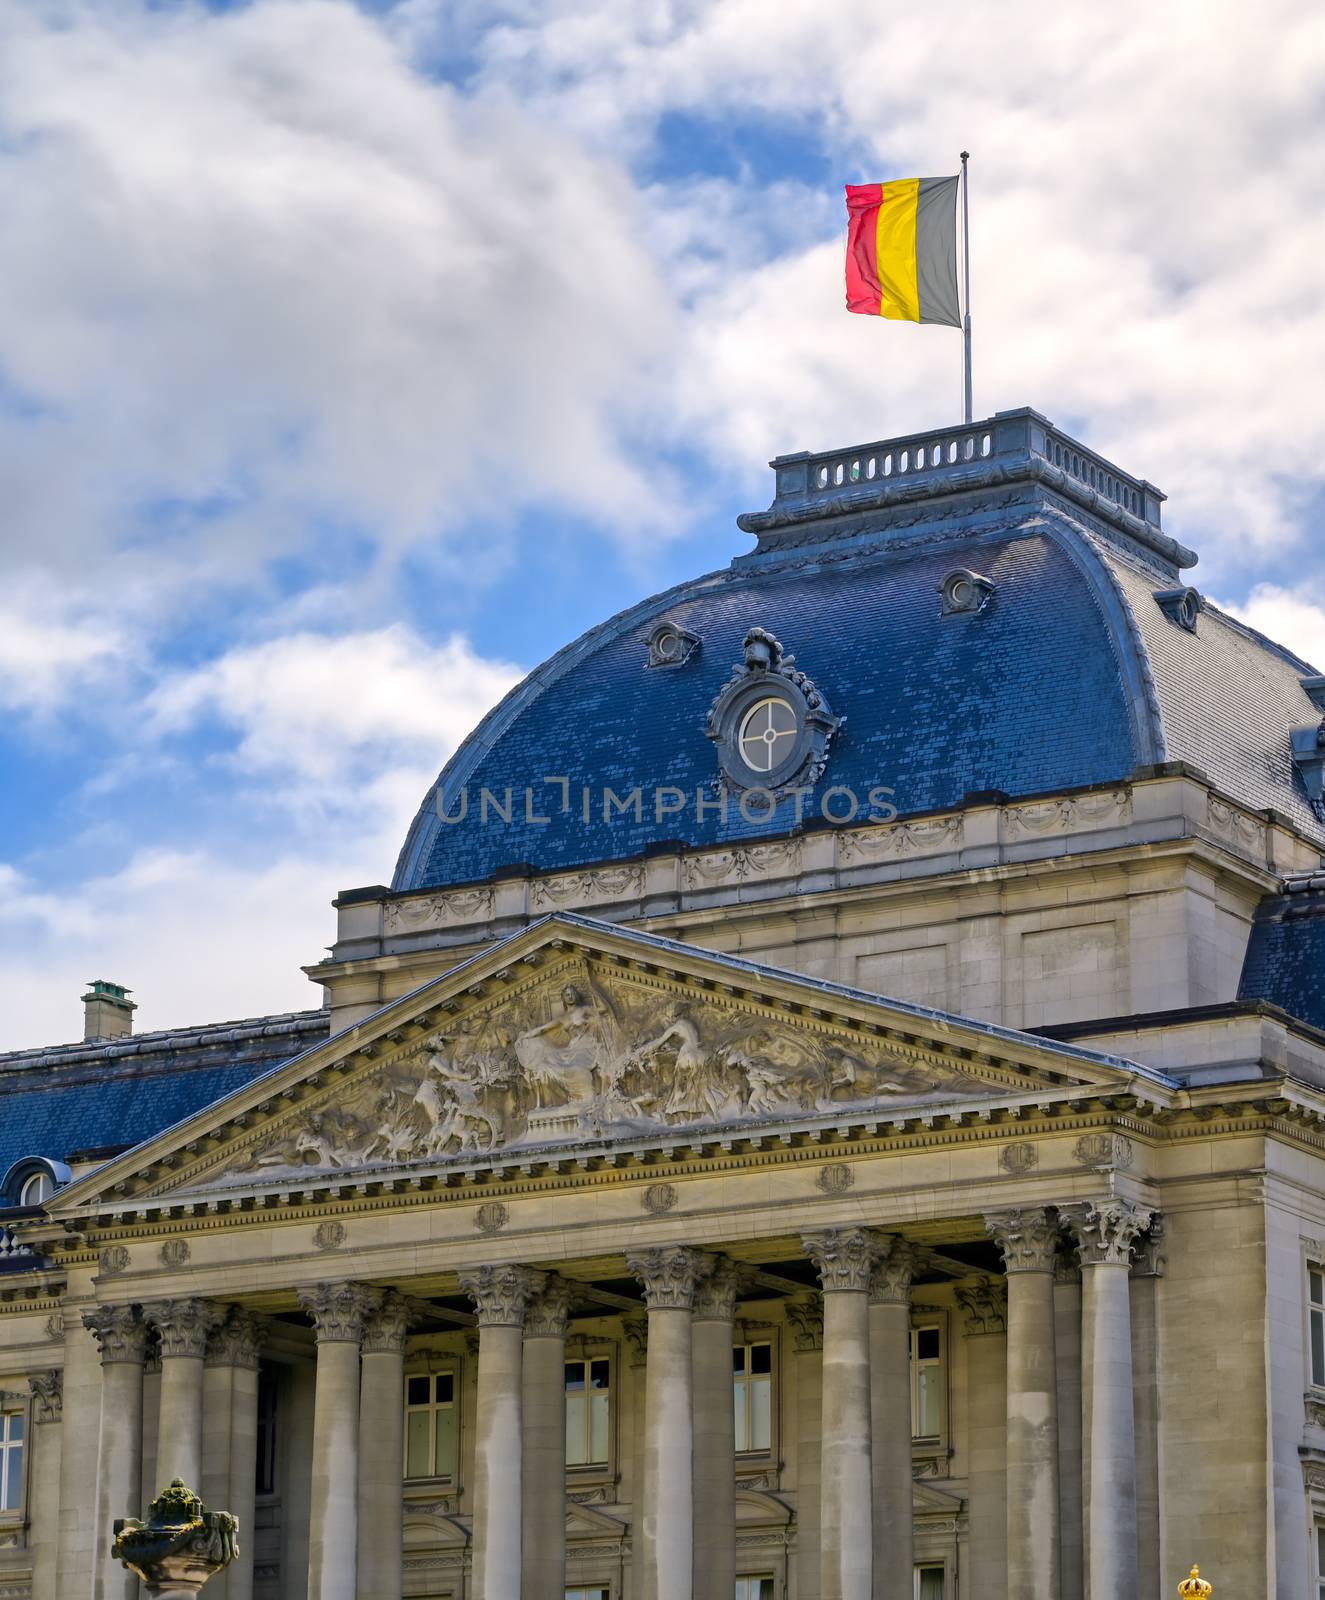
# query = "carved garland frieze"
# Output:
<box><xmin>384</xmin><ymin>888</ymin><xmax>495</xmax><ymax>934</ymax></box>
<box><xmin>214</xmin><ymin>960</ymin><xmax>991</xmax><ymax>1183</ymax></box>
<box><xmin>838</xmin><ymin>815</ymin><xmax>963</xmax><ymax>864</ymax></box>
<box><xmin>1003</xmin><ymin>789</ymin><xmax>1131</xmax><ymax>840</ymax></box>
<box><xmin>682</xmin><ymin>840</ymin><xmax>802</xmax><ymax>888</ymax></box>
<box><xmin>531</xmin><ymin>867</ymin><xmax>645</xmax><ymax>909</ymax></box>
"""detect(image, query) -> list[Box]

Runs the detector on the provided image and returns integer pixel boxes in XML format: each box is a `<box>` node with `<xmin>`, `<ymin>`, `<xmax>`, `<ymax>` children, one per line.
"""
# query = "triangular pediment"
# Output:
<box><xmin>51</xmin><ymin>913</ymin><xmax>1165</xmax><ymax>1212</ymax></box>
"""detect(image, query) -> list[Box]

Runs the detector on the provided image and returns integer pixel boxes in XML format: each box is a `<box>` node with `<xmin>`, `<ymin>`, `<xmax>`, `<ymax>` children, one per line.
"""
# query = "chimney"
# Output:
<box><xmin>82</xmin><ymin>980</ymin><xmax>136</xmax><ymax>1042</ymax></box>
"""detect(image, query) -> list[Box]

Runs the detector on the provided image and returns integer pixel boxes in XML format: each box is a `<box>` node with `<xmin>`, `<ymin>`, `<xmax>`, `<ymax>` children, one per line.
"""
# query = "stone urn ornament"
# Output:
<box><xmin>111</xmin><ymin>1479</ymin><xmax>238</xmax><ymax>1597</ymax></box>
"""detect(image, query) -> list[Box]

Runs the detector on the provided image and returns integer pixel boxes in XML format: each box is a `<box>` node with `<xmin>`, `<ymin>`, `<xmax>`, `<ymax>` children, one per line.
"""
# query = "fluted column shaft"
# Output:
<box><xmin>955</xmin><ymin>1277</ymin><xmax>1008</xmax><ymax>1600</ymax></box>
<box><xmin>869</xmin><ymin>1242</ymin><xmax>915</xmax><ymax>1600</ymax></box>
<box><xmin>84</xmin><ymin>1306</ymin><xmax>149</xmax><ymax>1600</ymax></box>
<box><xmin>522</xmin><ymin>1277</ymin><xmax>572</xmax><ymax>1600</ymax></box>
<box><xmin>358</xmin><ymin>1292</ymin><xmax>415</xmax><ymax>1600</ymax></box>
<box><xmin>1131</xmin><ymin>1221</ymin><xmax>1165</xmax><ymax>1600</ymax></box>
<box><xmin>461</xmin><ymin>1265</ymin><xmax>542</xmax><ymax>1600</ymax></box>
<box><xmin>1063</xmin><ymin>1200</ymin><xmax>1151</xmax><ymax>1600</ymax></box>
<box><xmin>788</xmin><ymin>1299</ymin><xmax>825</xmax><ymax>1600</ymax></box>
<box><xmin>299</xmin><ymin>1283</ymin><xmax>379</xmax><ymax>1600</ymax></box>
<box><xmin>627</xmin><ymin>1246</ymin><xmax>708</xmax><ymax>1600</ymax></box>
<box><xmin>693</xmin><ymin>1258</ymin><xmax>741</xmax><ymax>1600</ymax></box>
<box><xmin>986</xmin><ymin>1209</ymin><xmax>1060</xmax><ymax>1600</ymax></box>
<box><xmin>803</xmin><ymin>1228</ymin><xmax>878</xmax><ymax>1600</ymax></box>
<box><xmin>1052</xmin><ymin>1256</ymin><xmax>1084</xmax><ymax>1600</ymax></box>
<box><xmin>142</xmin><ymin>1298</ymin><xmax>224</xmax><ymax>1491</ymax></box>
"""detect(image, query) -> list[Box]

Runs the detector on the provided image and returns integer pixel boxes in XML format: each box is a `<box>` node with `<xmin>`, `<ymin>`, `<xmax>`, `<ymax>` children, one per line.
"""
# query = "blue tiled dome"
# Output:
<box><xmin>394</xmin><ymin>412</ymin><xmax>1323</xmax><ymax>891</ymax></box>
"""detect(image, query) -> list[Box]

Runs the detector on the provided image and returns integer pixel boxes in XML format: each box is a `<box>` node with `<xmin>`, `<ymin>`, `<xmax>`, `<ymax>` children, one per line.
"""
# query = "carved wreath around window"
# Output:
<box><xmin>705</xmin><ymin>627</ymin><xmax>841</xmax><ymax>795</ymax></box>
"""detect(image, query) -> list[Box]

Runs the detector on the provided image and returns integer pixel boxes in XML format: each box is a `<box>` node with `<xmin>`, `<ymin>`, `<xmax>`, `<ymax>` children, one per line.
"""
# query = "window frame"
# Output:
<box><xmin>564</xmin><ymin>1354</ymin><xmax>612</xmax><ymax>1471</ymax></box>
<box><xmin>1309</xmin><ymin>1262</ymin><xmax>1325</xmax><ymax>1394</ymax></box>
<box><xmin>734</xmin><ymin>1576</ymin><xmax>777</xmax><ymax>1600</ymax></box>
<box><xmin>914</xmin><ymin>1564</ymin><xmax>948</xmax><ymax>1600</ymax></box>
<box><xmin>733</xmin><ymin>1337</ymin><xmax>776</xmax><ymax>1458</ymax></box>
<box><xmin>563</xmin><ymin>1338</ymin><xmax>618</xmax><ymax>1486</ymax></box>
<box><xmin>403</xmin><ymin>1364</ymin><xmax>461</xmax><ymax>1485</ymax></box>
<box><xmin>0</xmin><ymin>1403</ymin><xmax>27</xmax><ymax>1522</ymax></box>
<box><xmin>910</xmin><ymin>1309</ymin><xmax>950</xmax><ymax>1466</ymax></box>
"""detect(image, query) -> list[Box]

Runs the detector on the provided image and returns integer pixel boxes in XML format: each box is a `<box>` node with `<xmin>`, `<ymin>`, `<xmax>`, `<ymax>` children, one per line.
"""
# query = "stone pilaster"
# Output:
<box><xmin>460</xmin><ymin>1265</ymin><xmax>543</xmax><ymax>1600</ymax></box>
<box><xmin>788</xmin><ymin>1297</ymin><xmax>824</xmax><ymax>1600</ymax></box>
<box><xmin>693</xmin><ymin>1256</ymin><xmax>743</xmax><ymax>1600</ymax></box>
<box><xmin>85</xmin><ymin>1305</ymin><xmax>150</xmax><ymax>1600</ymax></box>
<box><xmin>1052</xmin><ymin>1249</ymin><xmax>1084</xmax><ymax>1600</ymax></box>
<box><xmin>27</xmin><ymin>1372</ymin><xmax>62</xmax><ymax>1600</ymax></box>
<box><xmin>869</xmin><ymin>1239</ymin><xmax>916</xmax><ymax>1600</ymax></box>
<box><xmin>142</xmin><ymin>1296</ymin><xmax>225</xmax><ymax>1490</ymax></box>
<box><xmin>986</xmin><ymin>1208</ymin><xmax>1060</xmax><ymax>1600</ymax></box>
<box><xmin>1062</xmin><ymin>1198</ymin><xmax>1151</xmax><ymax>1600</ymax></box>
<box><xmin>1131</xmin><ymin>1217</ymin><xmax>1165</xmax><ymax>1600</ymax></box>
<box><xmin>299</xmin><ymin>1282</ymin><xmax>380</xmax><ymax>1600</ymax></box>
<box><xmin>627</xmin><ymin>1246</ymin><xmax>709</xmax><ymax>1600</ymax></box>
<box><xmin>803</xmin><ymin>1227</ymin><xmax>879</xmax><ymax>1600</ymax></box>
<box><xmin>955</xmin><ymin>1277</ymin><xmax>1007</xmax><ymax>1600</ymax></box>
<box><xmin>358</xmin><ymin>1290</ymin><xmax>417</xmax><ymax>1600</ymax></box>
<box><xmin>522</xmin><ymin>1275</ymin><xmax>573</xmax><ymax>1600</ymax></box>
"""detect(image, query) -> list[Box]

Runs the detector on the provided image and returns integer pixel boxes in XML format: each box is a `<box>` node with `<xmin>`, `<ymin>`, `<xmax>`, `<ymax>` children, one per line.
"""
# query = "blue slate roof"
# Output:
<box><xmin>1239</xmin><ymin>873</ymin><xmax>1325</xmax><ymax>1032</ymax></box>
<box><xmin>0</xmin><ymin>1010</ymin><xmax>329</xmax><ymax>1185</ymax></box>
<box><xmin>394</xmin><ymin>410</ymin><xmax>1322</xmax><ymax>891</ymax></box>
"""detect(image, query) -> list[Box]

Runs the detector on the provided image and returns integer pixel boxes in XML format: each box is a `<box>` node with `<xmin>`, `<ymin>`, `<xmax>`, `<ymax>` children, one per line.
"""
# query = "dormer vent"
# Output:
<box><xmin>1154</xmin><ymin>587</ymin><xmax>1202</xmax><ymax>633</ymax></box>
<box><xmin>1291</xmin><ymin>721</ymin><xmax>1325</xmax><ymax>820</ymax></box>
<box><xmin>1301</xmin><ymin>676</ymin><xmax>1325</xmax><ymax>714</ymax></box>
<box><xmin>646</xmin><ymin>620</ymin><xmax>701</xmax><ymax>669</ymax></box>
<box><xmin>938</xmin><ymin>569</ymin><xmax>995</xmax><ymax>616</ymax></box>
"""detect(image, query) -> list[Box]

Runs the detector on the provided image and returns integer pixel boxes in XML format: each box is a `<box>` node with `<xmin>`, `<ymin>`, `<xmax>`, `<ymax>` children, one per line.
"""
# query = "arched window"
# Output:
<box><xmin>19</xmin><ymin>1171</ymin><xmax>52</xmax><ymax>1207</ymax></box>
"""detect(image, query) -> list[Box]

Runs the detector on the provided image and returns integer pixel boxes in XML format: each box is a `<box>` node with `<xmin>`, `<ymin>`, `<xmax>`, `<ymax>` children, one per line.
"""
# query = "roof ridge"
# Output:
<box><xmin>0</xmin><ymin>1007</ymin><xmax>328</xmax><ymax>1069</ymax></box>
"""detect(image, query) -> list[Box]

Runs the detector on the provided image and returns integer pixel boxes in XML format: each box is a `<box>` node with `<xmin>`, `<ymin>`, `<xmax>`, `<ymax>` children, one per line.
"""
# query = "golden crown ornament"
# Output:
<box><xmin>1178</xmin><ymin>1565</ymin><xmax>1213</xmax><ymax>1598</ymax></box>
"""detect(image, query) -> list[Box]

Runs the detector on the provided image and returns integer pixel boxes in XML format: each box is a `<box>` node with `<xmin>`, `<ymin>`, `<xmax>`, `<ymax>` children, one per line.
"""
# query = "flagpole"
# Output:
<box><xmin>960</xmin><ymin>150</ymin><xmax>973</xmax><ymax>424</ymax></box>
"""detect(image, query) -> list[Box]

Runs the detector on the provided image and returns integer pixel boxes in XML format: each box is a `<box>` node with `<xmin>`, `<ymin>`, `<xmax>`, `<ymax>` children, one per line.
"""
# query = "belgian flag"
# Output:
<box><xmin>845</xmin><ymin>177</ymin><xmax>961</xmax><ymax>327</ymax></box>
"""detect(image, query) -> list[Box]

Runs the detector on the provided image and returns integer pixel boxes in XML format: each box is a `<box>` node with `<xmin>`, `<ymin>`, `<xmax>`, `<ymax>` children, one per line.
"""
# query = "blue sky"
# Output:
<box><xmin>1</xmin><ymin>0</ymin><xmax>1323</xmax><ymax>1049</ymax></box>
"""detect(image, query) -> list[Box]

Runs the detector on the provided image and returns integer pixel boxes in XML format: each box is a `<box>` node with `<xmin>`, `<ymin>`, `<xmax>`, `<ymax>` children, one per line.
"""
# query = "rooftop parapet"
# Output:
<box><xmin>738</xmin><ymin>406</ymin><xmax>1192</xmax><ymax>573</ymax></box>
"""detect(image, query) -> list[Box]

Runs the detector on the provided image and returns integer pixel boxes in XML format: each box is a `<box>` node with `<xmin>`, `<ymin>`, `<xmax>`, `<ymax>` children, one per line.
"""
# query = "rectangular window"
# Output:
<box><xmin>565</xmin><ymin>1359</ymin><xmax>610</xmax><ymax>1467</ymax></box>
<box><xmin>914</xmin><ymin>1567</ymin><xmax>944</xmax><ymax>1600</ymax></box>
<box><xmin>0</xmin><ymin>1412</ymin><xmax>23</xmax><ymax>1513</ymax></box>
<box><xmin>733</xmin><ymin>1342</ymin><xmax>773</xmax><ymax>1454</ymax></box>
<box><xmin>255</xmin><ymin>1366</ymin><xmax>278</xmax><ymax>1497</ymax></box>
<box><xmin>735</xmin><ymin>1579</ymin><xmax>775</xmax><ymax>1600</ymax></box>
<box><xmin>1311</xmin><ymin>1269</ymin><xmax>1325</xmax><ymax>1388</ymax></box>
<box><xmin>405</xmin><ymin>1371</ymin><xmax>458</xmax><ymax>1480</ymax></box>
<box><xmin>911</xmin><ymin>1324</ymin><xmax>943</xmax><ymax>1440</ymax></box>
<box><xmin>565</xmin><ymin>1590</ymin><xmax>610</xmax><ymax>1600</ymax></box>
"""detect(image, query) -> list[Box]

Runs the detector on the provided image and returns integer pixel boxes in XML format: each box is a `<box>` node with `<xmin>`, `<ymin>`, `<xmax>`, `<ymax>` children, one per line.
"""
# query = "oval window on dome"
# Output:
<box><xmin>738</xmin><ymin>697</ymin><xmax>798</xmax><ymax>774</ymax></box>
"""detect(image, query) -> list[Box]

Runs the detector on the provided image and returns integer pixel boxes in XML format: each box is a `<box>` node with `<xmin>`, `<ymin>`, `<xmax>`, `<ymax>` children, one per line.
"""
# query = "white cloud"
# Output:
<box><xmin>146</xmin><ymin>625</ymin><xmax>521</xmax><ymax>792</ymax></box>
<box><xmin>0</xmin><ymin>595</ymin><xmax>131</xmax><ymax>714</ymax></box>
<box><xmin>1223</xmin><ymin>584</ymin><xmax>1325</xmax><ymax>672</ymax></box>
<box><xmin>0</xmin><ymin>0</ymin><xmax>678</xmax><ymax>607</ymax></box>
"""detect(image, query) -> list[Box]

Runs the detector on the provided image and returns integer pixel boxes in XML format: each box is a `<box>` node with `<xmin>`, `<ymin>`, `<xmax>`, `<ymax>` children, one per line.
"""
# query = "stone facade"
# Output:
<box><xmin>1</xmin><ymin>410</ymin><xmax>1323</xmax><ymax>1600</ymax></box>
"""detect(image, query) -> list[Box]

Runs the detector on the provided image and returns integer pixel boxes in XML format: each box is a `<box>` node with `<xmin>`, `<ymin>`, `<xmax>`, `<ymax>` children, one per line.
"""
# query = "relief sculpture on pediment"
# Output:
<box><xmin>230</xmin><ymin>966</ymin><xmax>986</xmax><ymax>1180</ymax></box>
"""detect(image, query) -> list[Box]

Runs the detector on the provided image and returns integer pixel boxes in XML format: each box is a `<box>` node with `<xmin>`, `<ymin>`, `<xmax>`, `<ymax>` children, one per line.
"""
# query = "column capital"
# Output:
<box><xmin>692</xmin><ymin>1255</ymin><xmax>746</xmax><ymax>1321</ymax></box>
<box><xmin>1061</xmin><ymin>1198</ymin><xmax>1153</xmax><ymax>1267</ymax></box>
<box><xmin>868</xmin><ymin>1238</ymin><xmax>917</xmax><ymax>1305</ymax></box>
<box><xmin>206</xmin><ymin>1307</ymin><xmax>271</xmax><ymax>1369</ymax></box>
<box><xmin>362</xmin><ymin>1289</ymin><xmax>425</xmax><ymax>1353</ymax></box>
<box><xmin>1131</xmin><ymin>1213</ymin><xmax>1166</xmax><ymax>1278</ymax></box>
<box><xmin>83</xmin><ymin>1304</ymin><xmax>149</xmax><ymax>1366</ymax></box>
<box><xmin>802</xmin><ymin>1226</ymin><xmax>881</xmax><ymax>1292</ymax></box>
<box><xmin>459</xmin><ymin>1264</ymin><xmax>544</xmax><ymax>1326</ymax></box>
<box><xmin>524</xmin><ymin>1274</ymin><xmax>573</xmax><ymax>1338</ymax></box>
<box><xmin>985</xmin><ymin>1206</ymin><xmax>1059</xmax><ymax>1272</ymax></box>
<box><xmin>141</xmin><ymin>1296</ymin><xmax>226</xmax><ymax>1358</ymax></box>
<box><xmin>954</xmin><ymin>1275</ymin><xmax>1007</xmax><ymax>1335</ymax></box>
<box><xmin>626</xmin><ymin>1245</ymin><xmax>709</xmax><ymax>1310</ymax></box>
<box><xmin>298</xmin><ymin>1281</ymin><xmax>382</xmax><ymax>1343</ymax></box>
<box><xmin>28</xmin><ymin>1370</ymin><xmax>62</xmax><ymax>1423</ymax></box>
<box><xmin>785</xmin><ymin>1295</ymin><xmax>824</xmax><ymax>1352</ymax></box>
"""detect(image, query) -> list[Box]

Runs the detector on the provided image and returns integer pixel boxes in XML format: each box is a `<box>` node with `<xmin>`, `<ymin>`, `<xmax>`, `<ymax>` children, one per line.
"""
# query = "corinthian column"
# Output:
<box><xmin>460</xmin><ymin>1264</ymin><xmax>543</xmax><ymax>1600</ymax></box>
<box><xmin>142</xmin><ymin>1297</ymin><xmax>224</xmax><ymax>1490</ymax></box>
<box><xmin>802</xmin><ymin>1228</ymin><xmax>878</xmax><ymax>1600</ymax></box>
<box><xmin>523</xmin><ymin>1275</ymin><xmax>573</xmax><ymax>1600</ymax></box>
<box><xmin>869</xmin><ymin>1240</ymin><xmax>915</xmax><ymax>1600</ymax></box>
<box><xmin>358</xmin><ymin>1291</ymin><xmax>416</xmax><ymax>1600</ymax></box>
<box><xmin>786</xmin><ymin>1298</ymin><xmax>825</xmax><ymax>1600</ymax></box>
<box><xmin>84</xmin><ymin>1305</ymin><xmax>149</xmax><ymax>1600</ymax></box>
<box><xmin>985</xmin><ymin>1209</ymin><xmax>1060</xmax><ymax>1600</ymax></box>
<box><xmin>298</xmin><ymin>1282</ymin><xmax>380</xmax><ymax>1600</ymax></box>
<box><xmin>202</xmin><ymin>1309</ymin><xmax>269</xmax><ymax>1600</ymax></box>
<box><xmin>1062</xmin><ymin>1199</ymin><xmax>1151</xmax><ymax>1600</ymax></box>
<box><xmin>692</xmin><ymin>1257</ymin><xmax>742</xmax><ymax>1600</ymax></box>
<box><xmin>954</xmin><ymin>1277</ymin><xmax>1007</xmax><ymax>1600</ymax></box>
<box><xmin>626</xmin><ymin>1245</ymin><xmax>708</xmax><ymax>1600</ymax></box>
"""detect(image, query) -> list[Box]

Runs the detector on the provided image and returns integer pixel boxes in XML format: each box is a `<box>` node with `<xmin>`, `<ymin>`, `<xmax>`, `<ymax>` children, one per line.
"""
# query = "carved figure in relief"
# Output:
<box><xmin>515</xmin><ymin>982</ymin><xmax>618</xmax><ymax>1108</ymax></box>
<box><xmin>631</xmin><ymin>1015</ymin><xmax>727</xmax><ymax>1120</ymax></box>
